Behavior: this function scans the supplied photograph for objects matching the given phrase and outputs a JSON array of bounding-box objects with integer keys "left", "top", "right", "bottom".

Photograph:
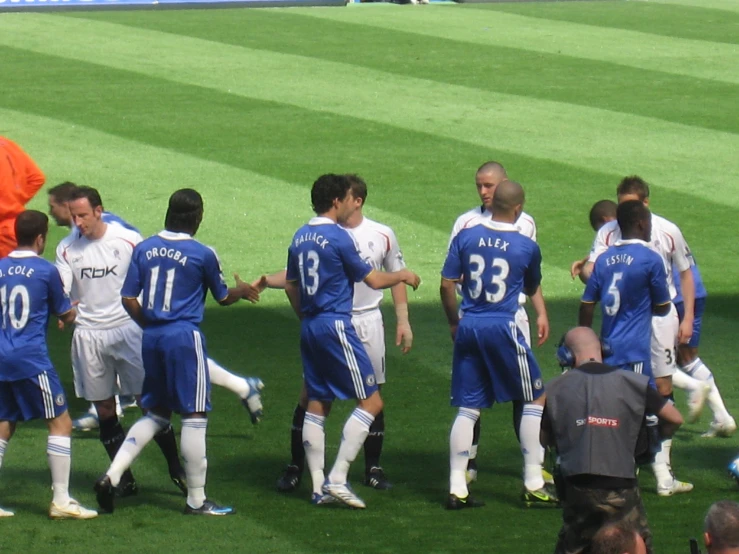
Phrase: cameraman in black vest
[{"left": 542, "top": 327, "right": 683, "bottom": 554}]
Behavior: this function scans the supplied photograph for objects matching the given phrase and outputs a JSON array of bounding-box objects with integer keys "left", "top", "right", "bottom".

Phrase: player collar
[
  {"left": 158, "top": 230, "right": 192, "bottom": 240},
  {"left": 614, "top": 239, "right": 649, "bottom": 247},
  {"left": 481, "top": 220, "right": 518, "bottom": 232},
  {"left": 7, "top": 250, "right": 39, "bottom": 258},
  {"left": 308, "top": 217, "right": 335, "bottom": 226}
]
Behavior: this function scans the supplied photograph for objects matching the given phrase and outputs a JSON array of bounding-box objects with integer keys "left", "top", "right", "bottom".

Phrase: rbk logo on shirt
[{"left": 80, "top": 266, "right": 118, "bottom": 279}]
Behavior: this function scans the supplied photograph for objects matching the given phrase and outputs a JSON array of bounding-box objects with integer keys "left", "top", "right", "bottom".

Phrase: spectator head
[
  {"left": 591, "top": 522, "right": 647, "bottom": 554},
  {"left": 705, "top": 500, "right": 739, "bottom": 553}
]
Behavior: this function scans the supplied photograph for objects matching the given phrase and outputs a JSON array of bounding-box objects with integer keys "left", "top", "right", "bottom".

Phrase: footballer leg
[
  {"left": 0, "top": 419, "right": 15, "bottom": 517},
  {"left": 207, "top": 358, "right": 264, "bottom": 424},
  {"left": 97, "top": 400, "right": 138, "bottom": 499},
  {"left": 277, "top": 390, "right": 308, "bottom": 492}
]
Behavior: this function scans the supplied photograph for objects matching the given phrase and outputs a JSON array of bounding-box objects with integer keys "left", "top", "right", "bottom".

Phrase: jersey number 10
[{"left": 0, "top": 284, "right": 30, "bottom": 330}]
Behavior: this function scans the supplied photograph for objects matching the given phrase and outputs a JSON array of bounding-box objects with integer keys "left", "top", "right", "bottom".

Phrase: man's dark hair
[
  {"left": 165, "top": 189, "right": 204, "bottom": 235},
  {"left": 705, "top": 500, "right": 739, "bottom": 549},
  {"left": 591, "top": 522, "right": 638, "bottom": 554},
  {"left": 616, "top": 176, "right": 650, "bottom": 201},
  {"left": 68, "top": 185, "right": 103, "bottom": 209},
  {"left": 589, "top": 199, "right": 618, "bottom": 232},
  {"left": 48, "top": 181, "right": 78, "bottom": 202},
  {"left": 345, "top": 174, "right": 368, "bottom": 205},
  {"left": 311, "top": 174, "right": 351, "bottom": 215},
  {"left": 617, "top": 200, "right": 650, "bottom": 238},
  {"left": 15, "top": 210, "right": 49, "bottom": 247}
]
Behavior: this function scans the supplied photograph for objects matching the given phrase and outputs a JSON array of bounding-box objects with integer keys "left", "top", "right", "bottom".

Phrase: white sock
[
  {"left": 47, "top": 436, "right": 71, "bottom": 507},
  {"left": 520, "top": 404, "right": 545, "bottom": 491},
  {"left": 207, "top": 359, "right": 249, "bottom": 399},
  {"left": 182, "top": 418, "right": 208, "bottom": 510},
  {"left": 682, "top": 358, "right": 732, "bottom": 424},
  {"left": 327, "top": 408, "right": 374, "bottom": 485},
  {"left": 671, "top": 368, "right": 703, "bottom": 392},
  {"left": 0, "top": 438, "right": 7, "bottom": 471},
  {"left": 449, "top": 408, "right": 479, "bottom": 497},
  {"left": 303, "top": 413, "right": 326, "bottom": 495},
  {"left": 652, "top": 438, "right": 673, "bottom": 488},
  {"left": 107, "top": 414, "right": 168, "bottom": 486},
  {"left": 469, "top": 443, "right": 478, "bottom": 461}
]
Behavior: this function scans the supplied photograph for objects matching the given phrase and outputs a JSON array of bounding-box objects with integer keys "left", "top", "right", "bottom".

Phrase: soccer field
[{"left": 1, "top": 1, "right": 738, "bottom": 552}]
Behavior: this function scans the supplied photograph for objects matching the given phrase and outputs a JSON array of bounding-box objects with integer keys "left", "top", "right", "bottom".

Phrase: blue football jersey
[
  {"left": 442, "top": 220, "right": 542, "bottom": 316},
  {"left": 121, "top": 231, "right": 229, "bottom": 325},
  {"left": 582, "top": 240, "right": 671, "bottom": 366},
  {"left": 0, "top": 251, "right": 72, "bottom": 381},
  {"left": 286, "top": 217, "right": 372, "bottom": 316}
]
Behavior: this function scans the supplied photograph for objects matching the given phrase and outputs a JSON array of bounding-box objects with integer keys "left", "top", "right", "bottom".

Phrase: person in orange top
[{"left": 0, "top": 137, "right": 46, "bottom": 258}]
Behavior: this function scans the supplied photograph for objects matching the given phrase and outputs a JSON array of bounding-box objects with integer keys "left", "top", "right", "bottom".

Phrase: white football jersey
[
  {"left": 344, "top": 217, "right": 405, "bottom": 314},
  {"left": 448, "top": 206, "right": 537, "bottom": 247},
  {"left": 55, "top": 223, "right": 142, "bottom": 330},
  {"left": 588, "top": 213, "right": 691, "bottom": 299}
]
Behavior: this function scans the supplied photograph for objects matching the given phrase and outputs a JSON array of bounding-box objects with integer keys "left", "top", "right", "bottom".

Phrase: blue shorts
[
  {"left": 451, "top": 316, "right": 544, "bottom": 408},
  {"left": 141, "top": 324, "right": 211, "bottom": 415},
  {"left": 613, "top": 361, "right": 656, "bottom": 389},
  {"left": 301, "top": 314, "right": 378, "bottom": 402},
  {"left": 674, "top": 298, "right": 705, "bottom": 348},
  {"left": 0, "top": 370, "right": 68, "bottom": 422}
]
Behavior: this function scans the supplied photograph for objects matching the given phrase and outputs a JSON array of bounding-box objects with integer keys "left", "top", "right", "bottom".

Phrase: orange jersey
[
  {"left": 0, "top": 137, "right": 46, "bottom": 257},
  {"left": 0, "top": 137, "right": 46, "bottom": 221}
]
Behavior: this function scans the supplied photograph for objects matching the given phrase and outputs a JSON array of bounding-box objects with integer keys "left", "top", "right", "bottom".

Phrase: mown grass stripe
[
  {"left": 285, "top": 4, "right": 739, "bottom": 85},
  {"left": 471, "top": 1, "right": 739, "bottom": 45},
  {"left": 62, "top": 9, "right": 739, "bottom": 134},
  {"left": 632, "top": 0, "right": 739, "bottom": 13},
  {"left": 2, "top": 16, "right": 737, "bottom": 209}
]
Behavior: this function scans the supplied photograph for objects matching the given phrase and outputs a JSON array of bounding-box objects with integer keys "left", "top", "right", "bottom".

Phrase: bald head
[
  {"left": 491, "top": 179, "right": 525, "bottom": 221},
  {"left": 475, "top": 161, "right": 508, "bottom": 211},
  {"left": 477, "top": 161, "right": 507, "bottom": 180},
  {"left": 563, "top": 327, "right": 603, "bottom": 366}
]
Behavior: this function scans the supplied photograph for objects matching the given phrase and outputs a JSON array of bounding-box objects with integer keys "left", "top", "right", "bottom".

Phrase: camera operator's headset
[{"left": 555, "top": 335, "right": 612, "bottom": 371}]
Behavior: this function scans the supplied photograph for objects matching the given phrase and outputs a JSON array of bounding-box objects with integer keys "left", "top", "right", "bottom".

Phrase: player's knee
[
  {"left": 94, "top": 399, "right": 117, "bottom": 421},
  {"left": 655, "top": 377, "right": 673, "bottom": 397},
  {"left": 360, "top": 392, "right": 383, "bottom": 416},
  {"left": 48, "top": 411, "right": 73, "bottom": 436}
]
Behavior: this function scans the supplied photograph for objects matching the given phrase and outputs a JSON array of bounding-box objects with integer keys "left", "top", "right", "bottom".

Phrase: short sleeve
[
  {"left": 382, "top": 228, "right": 406, "bottom": 272},
  {"left": 204, "top": 247, "right": 229, "bottom": 302},
  {"left": 340, "top": 230, "right": 372, "bottom": 283},
  {"left": 441, "top": 235, "right": 463, "bottom": 281},
  {"left": 581, "top": 261, "right": 602, "bottom": 303},
  {"left": 669, "top": 227, "right": 691, "bottom": 274},
  {"left": 649, "top": 256, "right": 672, "bottom": 307},
  {"left": 523, "top": 243, "right": 543, "bottom": 292},
  {"left": 121, "top": 247, "right": 144, "bottom": 299},
  {"left": 47, "top": 266, "right": 73, "bottom": 316},
  {"left": 286, "top": 245, "right": 300, "bottom": 283},
  {"left": 54, "top": 241, "right": 73, "bottom": 295},
  {"left": 588, "top": 227, "right": 610, "bottom": 263}
]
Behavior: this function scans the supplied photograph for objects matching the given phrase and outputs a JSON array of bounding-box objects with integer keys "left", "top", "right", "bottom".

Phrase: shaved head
[
  {"left": 563, "top": 327, "right": 603, "bottom": 365},
  {"left": 476, "top": 161, "right": 507, "bottom": 181},
  {"left": 492, "top": 179, "right": 525, "bottom": 214}
]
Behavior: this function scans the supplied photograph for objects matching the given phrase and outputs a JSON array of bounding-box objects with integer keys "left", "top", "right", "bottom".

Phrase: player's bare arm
[
  {"left": 122, "top": 297, "right": 146, "bottom": 328},
  {"left": 251, "top": 270, "right": 287, "bottom": 292},
  {"left": 570, "top": 256, "right": 588, "bottom": 280},
  {"left": 578, "top": 261, "right": 594, "bottom": 284},
  {"left": 528, "top": 286, "right": 550, "bottom": 347},
  {"left": 578, "top": 301, "right": 596, "bottom": 328},
  {"left": 233, "top": 273, "right": 260, "bottom": 303},
  {"left": 390, "top": 283, "right": 412, "bottom": 354},
  {"left": 677, "top": 268, "right": 695, "bottom": 344},
  {"left": 57, "top": 307, "right": 77, "bottom": 326},
  {"left": 439, "top": 278, "right": 460, "bottom": 340},
  {"left": 364, "top": 269, "right": 420, "bottom": 291},
  {"left": 284, "top": 279, "right": 302, "bottom": 320}
]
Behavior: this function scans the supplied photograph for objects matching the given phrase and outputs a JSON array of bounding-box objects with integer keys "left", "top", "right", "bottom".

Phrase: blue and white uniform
[
  {"left": 582, "top": 240, "right": 671, "bottom": 380},
  {"left": 0, "top": 251, "right": 72, "bottom": 421},
  {"left": 442, "top": 220, "right": 544, "bottom": 407},
  {"left": 286, "top": 217, "right": 377, "bottom": 401},
  {"left": 673, "top": 245, "right": 707, "bottom": 348},
  {"left": 122, "top": 231, "right": 228, "bottom": 414}
]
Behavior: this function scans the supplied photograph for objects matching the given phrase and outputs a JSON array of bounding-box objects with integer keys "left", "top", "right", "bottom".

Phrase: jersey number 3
[
  {"left": 468, "top": 255, "right": 509, "bottom": 303},
  {"left": 298, "top": 251, "right": 320, "bottom": 296}
]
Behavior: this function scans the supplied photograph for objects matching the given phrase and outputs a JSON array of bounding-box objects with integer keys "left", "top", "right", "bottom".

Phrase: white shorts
[
  {"left": 71, "top": 321, "right": 145, "bottom": 402},
  {"left": 515, "top": 305, "right": 531, "bottom": 348},
  {"left": 650, "top": 303, "right": 679, "bottom": 378},
  {"left": 352, "top": 309, "right": 386, "bottom": 385}
]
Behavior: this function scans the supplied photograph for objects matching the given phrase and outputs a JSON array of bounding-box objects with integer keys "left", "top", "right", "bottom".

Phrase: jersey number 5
[
  {"left": 468, "top": 255, "right": 509, "bottom": 303},
  {"left": 605, "top": 272, "right": 624, "bottom": 316},
  {"left": 0, "top": 284, "right": 30, "bottom": 330}
]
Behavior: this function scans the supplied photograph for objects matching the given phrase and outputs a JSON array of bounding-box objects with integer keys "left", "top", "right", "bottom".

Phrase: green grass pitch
[{"left": 1, "top": 1, "right": 738, "bottom": 551}]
